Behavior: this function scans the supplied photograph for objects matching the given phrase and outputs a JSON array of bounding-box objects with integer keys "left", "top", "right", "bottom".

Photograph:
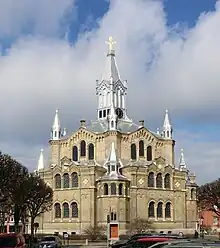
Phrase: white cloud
[
  {"left": 0, "top": 0, "right": 75, "bottom": 37},
  {"left": 0, "top": 0, "right": 219, "bottom": 184}
]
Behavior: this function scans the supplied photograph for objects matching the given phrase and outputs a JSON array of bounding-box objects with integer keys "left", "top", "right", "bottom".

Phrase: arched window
[
  {"left": 119, "top": 183, "right": 123, "bottom": 195},
  {"left": 156, "top": 173, "right": 163, "bottom": 188},
  {"left": 147, "top": 146, "right": 152, "bottom": 161},
  {"left": 157, "top": 202, "right": 163, "bottom": 218},
  {"left": 88, "top": 143, "right": 94, "bottom": 160},
  {"left": 164, "top": 174, "right": 171, "bottom": 189},
  {"left": 104, "top": 184, "right": 108, "bottom": 195},
  {"left": 63, "top": 173, "right": 69, "bottom": 188},
  {"left": 54, "top": 203, "right": 61, "bottom": 218},
  {"left": 111, "top": 183, "right": 116, "bottom": 195},
  {"left": 63, "top": 203, "right": 69, "bottom": 218},
  {"left": 131, "top": 144, "right": 137, "bottom": 160},
  {"left": 165, "top": 202, "right": 171, "bottom": 218},
  {"left": 71, "top": 202, "right": 78, "bottom": 218},
  {"left": 71, "top": 172, "right": 78, "bottom": 188},
  {"left": 148, "top": 172, "right": 154, "bottom": 187},
  {"left": 55, "top": 174, "right": 61, "bottom": 189},
  {"left": 191, "top": 188, "right": 196, "bottom": 199},
  {"left": 139, "top": 140, "right": 144, "bottom": 157},
  {"left": 80, "top": 140, "right": 86, "bottom": 157},
  {"left": 148, "top": 201, "right": 155, "bottom": 218},
  {"left": 125, "top": 186, "right": 128, "bottom": 196},
  {"left": 72, "top": 146, "right": 78, "bottom": 162}
]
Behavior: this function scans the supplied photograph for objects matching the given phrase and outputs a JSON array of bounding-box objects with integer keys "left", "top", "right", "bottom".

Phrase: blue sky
[{"left": 0, "top": 0, "right": 219, "bottom": 184}]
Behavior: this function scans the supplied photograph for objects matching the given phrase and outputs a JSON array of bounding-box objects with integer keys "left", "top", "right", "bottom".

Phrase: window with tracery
[
  {"left": 164, "top": 173, "right": 171, "bottom": 189},
  {"left": 72, "top": 146, "right": 78, "bottom": 162},
  {"left": 148, "top": 201, "right": 155, "bottom": 218},
  {"left": 156, "top": 173, "right": 163, "bottom": 188},
  {"left": 71, "top": 172, "right": 78, "bottom": 188},
  {"left": 111, "top": 183, "right": 116, "bottom": 195},
  {"left": 80, "top": 140, "right": 86, "bottom": 157},
  {"left": 147, "top": 146, "right": 152, "bottom": 161},
  {"left": 157, "top": 202, "right": 163, "bottom": 218},
  {"left": 104, "top": 184, "right": 108, "bottom": 195},
  {"left": 55, "top": 174, "right": 61, "bottom": 189},
  {"left": 131, "top": 144, "right": 137, "bottom": 160},
  {"left": 71, "top": 202, "right": 78, "bottom": 218},
  {"left": 165, "top": 202, "right": 171, "bottom": 218},
  {"left": 88, "top": 143, "right": 94, "bottom": 160},
  {"left": 63, "top": 203, "right": 69, "bottom": 218},
  {"left": 148, "top": 172, "right": 154, "bottom": 187},
  {"left": 63, "top": 173, "right": 69, "bottom": 188},
  {"left": 139, "top": 140, "right": 144, "bottom": 157},
  {"left": 119, "top": 183, "right": 123, "bottom": 195},
  {"left": 54, "top": 203, "right": 61, "bottom": 218}
]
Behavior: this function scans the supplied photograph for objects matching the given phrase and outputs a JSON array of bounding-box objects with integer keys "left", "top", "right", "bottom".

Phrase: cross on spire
[{"left": 106, "top": 36, "right": 116, "bottom": 51}]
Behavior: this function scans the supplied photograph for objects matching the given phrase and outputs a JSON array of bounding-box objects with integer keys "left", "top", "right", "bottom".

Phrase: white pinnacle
[
  {"left": 179, "top": 148, "right": 187, "bottom": 169},
  {"left": 37, "top": 148, "right": 44, "bottom": 171}
]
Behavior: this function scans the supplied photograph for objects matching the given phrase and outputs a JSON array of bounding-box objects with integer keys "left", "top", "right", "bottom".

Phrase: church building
[{"left": 36, "top": 37, "right": 198, "bottom": 235}]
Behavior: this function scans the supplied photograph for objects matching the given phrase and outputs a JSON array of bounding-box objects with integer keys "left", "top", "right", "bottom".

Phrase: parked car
[
  {"left": 0, "top": 233, "right": 26, "bottom": 248},
  {"left": 38, "top": 236, "right": 62, "bottom": 248}
]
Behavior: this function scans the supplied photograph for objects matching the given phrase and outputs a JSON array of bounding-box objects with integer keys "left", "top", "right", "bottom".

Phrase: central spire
[{"left": 96, "top": 37, "right": 128, "bottom": 122}]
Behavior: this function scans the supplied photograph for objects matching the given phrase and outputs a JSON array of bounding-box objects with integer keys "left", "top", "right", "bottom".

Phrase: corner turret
[{"left": 162, "top": 109, "right": 172, "bottom": 139}]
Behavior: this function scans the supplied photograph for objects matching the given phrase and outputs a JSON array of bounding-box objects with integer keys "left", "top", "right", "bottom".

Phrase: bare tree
[
  {"left": 84, "top": 225, "right": 106, "bottom": 240},
  {"left": 126, "top": 218, "right": 154, "bottom": 235}
]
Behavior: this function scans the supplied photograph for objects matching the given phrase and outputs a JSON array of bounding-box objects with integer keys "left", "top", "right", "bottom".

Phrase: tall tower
[
  {"left": 51, "top": 109, "right": 61, "bottom": 140},
  {"left": 162, "top": 109, "right": 172, "bottom": 139},
  {"left": 96, "top": 36, "right": 128, "bottom": 121}
]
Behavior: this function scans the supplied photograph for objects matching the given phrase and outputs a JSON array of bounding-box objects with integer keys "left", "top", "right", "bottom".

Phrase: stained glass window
[
  {"left": 139, "top": 140, "right": 144, "bottom": 157},
  {"left": 157, "top": 202, "right": 163, "bottom": 218},
  {"left": 165, "top": 202, "right": 171, "bottom": 218},
  {"left": 148, "top": 201, "right": 155, "bottom": 218},
  {"left": 71, "top": 172, "right": 78, "bottom": 188},
  {"left": 88, "top": 143, "right": 94, "bottom": 160},
  {"left": 72, "top": 146, "right": 78, "bottom": 162},
  {"left": 55, "top": 174, "right": 61, "bottom": 189},
  {"left": 156, "top": 173, "right": 163, "bottom": 188},
  {"left": 80, "top": 140, "right": 86, "bottom": 157},
  {"left": 63, "top": 173, "right": 69, "bottom": 188},
  {"left": 54, "top": 203, "right": 61, "bottom": 218},
  {"left": 131, "top": 144, "right": 137, "bottom": 160},
  {"left": 63, "top": 203, "right": 69, "bottom": 218},
  {"left": 147, "top": 146, "right": 152, "bottom": 161},
  {"left": 148, "top": 172, "right": 154, "bottom": 187},
  {"left": 164, "top": 173, "right": 171, "bottom": 189},
  {"left": 71, "top": 202, "right": 78, "bottom": 218}
]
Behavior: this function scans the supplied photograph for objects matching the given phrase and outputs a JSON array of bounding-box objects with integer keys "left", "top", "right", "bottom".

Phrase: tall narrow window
[
  {"left": 165, "top": 202, "right": 171, "bottom": 218},
  {"left": 156, "top": 173, "right": 163, "bottom": 188},
  {"left": 80, "top": 140, "right": 86, "bottom": 157},
  {"left": 63, "top": 203, "right": 69, "bottom": 218},
  {"left": 71, "top": 172, "right": 78, "bottom": 188},
  {"left": 119, "top": 183, "right": 123, "bottom": 195},
  {"left": 111, "top": 183, "right": 116, "bottom": 195},
  {"left": 139, "top": 140, "right": 144, "bottom": 157},
  {"left": 71, "top": 202, "right": 78, "bottom": 218},
  {"left": 191, "top": 189, "right": 196, "bottom": 199},
  {"left": 147, "top": 146, "right": 152, "bottom": 161},
  {"left": 148, "top": 201, "right": 155, "bottom": 218},
  {"left": 88, "top": 143, "right": 94, "bottom": 160},
  {"left": 55, "top": 174, "right": 61, "bottom": 189},
  {"left": 164, "top": 174, "right": 171, "bottom": 189},
  {"left": 63, "top": 173, "right": 69, "bottom": 188},
  {"left": 131, "top": 144, "right": 137, "bottom": 160},
  {"left": 148, "top": 172, "right": 154, "bottom": 187},
  {"left": 104, "top": 184, "right": 108, "bottom": 195},
  {"left": 72, "top": 146, "right": 78, "bottom": 162},
  {"left": 54, "top": 203, "right": 61, "bottom": 218},
  {"left": 125, "top": 186, "right": 128, "bottom": 196},
  {"left": 157, "top": 202, "right": 163, "bottom": 218}
]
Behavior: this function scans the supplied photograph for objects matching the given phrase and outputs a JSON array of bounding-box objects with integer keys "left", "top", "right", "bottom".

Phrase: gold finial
[{"left": 105, "top": 36, "right": 116, "bottom": 51}]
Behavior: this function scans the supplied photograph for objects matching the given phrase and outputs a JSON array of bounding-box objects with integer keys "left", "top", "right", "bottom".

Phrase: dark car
[
  {"left": 121, "top": 237, "right": 175, "bottom": 248},
  {"left": 0, "top": 233, "right": 26, "bottom": 248},
  {"left": 38, "top": 236, "right": 62, "bottom": 248}
]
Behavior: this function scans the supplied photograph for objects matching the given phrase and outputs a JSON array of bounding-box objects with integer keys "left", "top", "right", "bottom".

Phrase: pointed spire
[
  {"left": 37, "top": 148, "right": 44, "bottom": 171},
  {"left": 109, "top": 142, "right": 117, "bottom": 163},
  {"left": 51, "top": 109, "right": 61, "bottom": 140},
  {"left": 108, "top": 88, "right": 118, "bottom": 130},
  {"left": 162, "top": 109, "right": 172, "bottom": 139},
  {"left": 179, "top": 148, "right": 187, "bottom": 170}
]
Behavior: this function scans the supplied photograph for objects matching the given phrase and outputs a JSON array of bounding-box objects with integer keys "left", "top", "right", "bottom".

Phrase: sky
[{"left": 0, "top": 0, "right": 219, "bottom": 185}]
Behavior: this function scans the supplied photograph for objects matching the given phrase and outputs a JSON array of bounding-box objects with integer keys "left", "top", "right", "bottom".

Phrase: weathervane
[{"left": 106, "top": 36, "right": 116, "bottom": 51}]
